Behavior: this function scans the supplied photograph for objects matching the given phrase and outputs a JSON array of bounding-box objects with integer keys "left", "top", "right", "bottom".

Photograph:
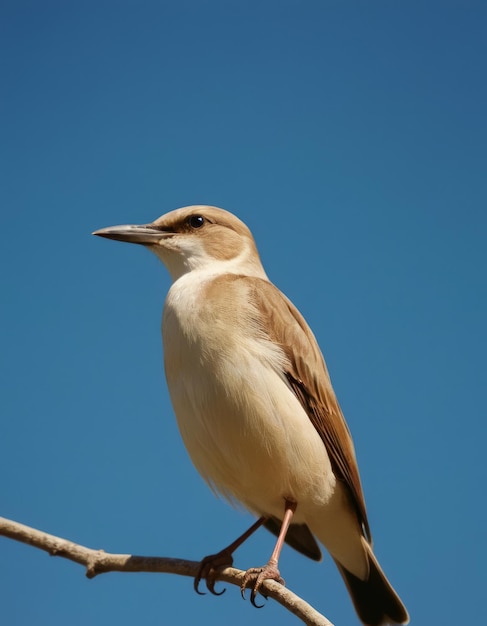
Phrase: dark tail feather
[{"left": 334, "top": 539, "right": 409, "bottom": 625}]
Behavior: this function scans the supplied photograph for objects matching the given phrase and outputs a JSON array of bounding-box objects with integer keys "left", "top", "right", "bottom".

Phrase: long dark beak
[{"left": 92, "top": 224, "right": 167, "bottom": 245}]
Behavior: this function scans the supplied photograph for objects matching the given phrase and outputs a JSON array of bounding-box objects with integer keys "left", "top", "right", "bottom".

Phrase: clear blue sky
[{"left": 1, "top": 2, "right": 485, "bottom": 625}]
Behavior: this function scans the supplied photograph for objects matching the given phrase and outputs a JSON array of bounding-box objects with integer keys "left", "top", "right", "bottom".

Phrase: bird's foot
[
  {"left": 240, "top": 561, "right": 285, "bottom": 608},
  {"left": 194, "top": 549, "right": 234, "bottom": 596}
]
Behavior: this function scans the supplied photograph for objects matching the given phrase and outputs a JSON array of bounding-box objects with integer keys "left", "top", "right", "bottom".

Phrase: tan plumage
[{"left": 94, "top": 205, "right": 409, "bottom": 625}]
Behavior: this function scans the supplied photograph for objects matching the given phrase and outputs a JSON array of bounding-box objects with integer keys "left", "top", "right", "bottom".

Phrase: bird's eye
[{"left": 188, "top": 215, "right": 205, "bottom": 229}]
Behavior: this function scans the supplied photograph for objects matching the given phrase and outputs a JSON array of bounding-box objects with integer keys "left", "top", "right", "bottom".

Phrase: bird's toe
[
  {"left": 194, "top": 549, "right": 234, "bottom": 596},
  {"left": 241, "top": 563, "right": 285, "bottom": 607}
]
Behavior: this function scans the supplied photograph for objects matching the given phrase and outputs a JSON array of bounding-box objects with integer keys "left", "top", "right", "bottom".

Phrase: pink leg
[
  {"left": 241, "top": 499, "right": 297, "bottom": 607},
  {"left": 195, "top": 516, "right": 267, "bottom": 595}
]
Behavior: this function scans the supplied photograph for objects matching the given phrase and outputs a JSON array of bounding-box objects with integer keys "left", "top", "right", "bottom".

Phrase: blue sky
[{"left": 1, "top": 2, "right": 485, "bottom": 625}]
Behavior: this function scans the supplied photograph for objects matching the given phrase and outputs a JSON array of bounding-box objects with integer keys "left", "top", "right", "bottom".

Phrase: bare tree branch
[{"left": 0, "top": 516, "right": 334, "bottom": 626}]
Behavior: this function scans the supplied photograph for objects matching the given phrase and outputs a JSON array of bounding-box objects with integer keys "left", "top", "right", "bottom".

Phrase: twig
[{"left": 0, "top": 516, "right": 334, "bottom": 626}]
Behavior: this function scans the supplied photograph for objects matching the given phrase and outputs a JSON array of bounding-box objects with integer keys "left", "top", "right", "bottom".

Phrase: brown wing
[{"left": 247, "top": 277, "right": 372, "bottom": 544}]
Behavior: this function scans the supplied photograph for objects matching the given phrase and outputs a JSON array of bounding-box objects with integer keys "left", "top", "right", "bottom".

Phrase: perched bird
[{"left": 93, "top": 206, "right": 409, "bottom": 625}]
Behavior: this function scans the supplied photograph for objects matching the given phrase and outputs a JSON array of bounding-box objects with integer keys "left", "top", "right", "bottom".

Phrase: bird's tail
[{"left": 333, "top": 537, "right": 409, "bottom": 626}]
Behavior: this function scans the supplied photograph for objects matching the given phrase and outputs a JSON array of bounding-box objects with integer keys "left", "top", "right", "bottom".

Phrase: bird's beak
[{"left": 92, "top": 224, "right": 167, "bottom": 245}]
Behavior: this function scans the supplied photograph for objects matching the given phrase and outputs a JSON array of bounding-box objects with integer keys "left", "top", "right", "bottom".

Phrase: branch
[{"left": 0, "top": 516, "right": 334, "bottom": 626}]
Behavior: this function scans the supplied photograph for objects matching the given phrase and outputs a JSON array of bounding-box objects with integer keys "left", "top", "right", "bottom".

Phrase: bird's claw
[
  {"left": 194, "top": 549, "right": 234, "bottom": 596},
  {"left": 240, "top": 563, "right": 285, "bottom": 608}
]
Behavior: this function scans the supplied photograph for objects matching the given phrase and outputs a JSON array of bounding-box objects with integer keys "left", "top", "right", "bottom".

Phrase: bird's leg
[
  {"left": 194, "top": 516, "right": 267, "bottom": 595},
  {"left": 241, "top": 499, "right": 297, "bottom": 607}
]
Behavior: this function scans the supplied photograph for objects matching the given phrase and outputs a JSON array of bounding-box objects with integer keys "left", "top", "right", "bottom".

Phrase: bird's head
[{"left": 93, "top": 205, "right": 267, "bottom": 282}]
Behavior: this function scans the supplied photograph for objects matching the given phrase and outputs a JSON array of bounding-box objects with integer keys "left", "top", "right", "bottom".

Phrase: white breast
[{"left": 161, "top": 270, "right": 336, "bottom": 522}]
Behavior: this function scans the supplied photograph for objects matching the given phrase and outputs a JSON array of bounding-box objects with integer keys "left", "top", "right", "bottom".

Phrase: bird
[{"left": 93, "top": 205, "right": 409, "bottom": 625}]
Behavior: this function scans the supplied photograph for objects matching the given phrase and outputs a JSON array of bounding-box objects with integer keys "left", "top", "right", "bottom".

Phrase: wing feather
[{"left": 246, "top": 277, "right": 372, "bottom": 544}]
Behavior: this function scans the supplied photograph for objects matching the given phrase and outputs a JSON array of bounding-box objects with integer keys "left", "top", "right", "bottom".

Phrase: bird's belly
[{"left": 165, "top": 351, "right": 336, "bottom": 522}]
